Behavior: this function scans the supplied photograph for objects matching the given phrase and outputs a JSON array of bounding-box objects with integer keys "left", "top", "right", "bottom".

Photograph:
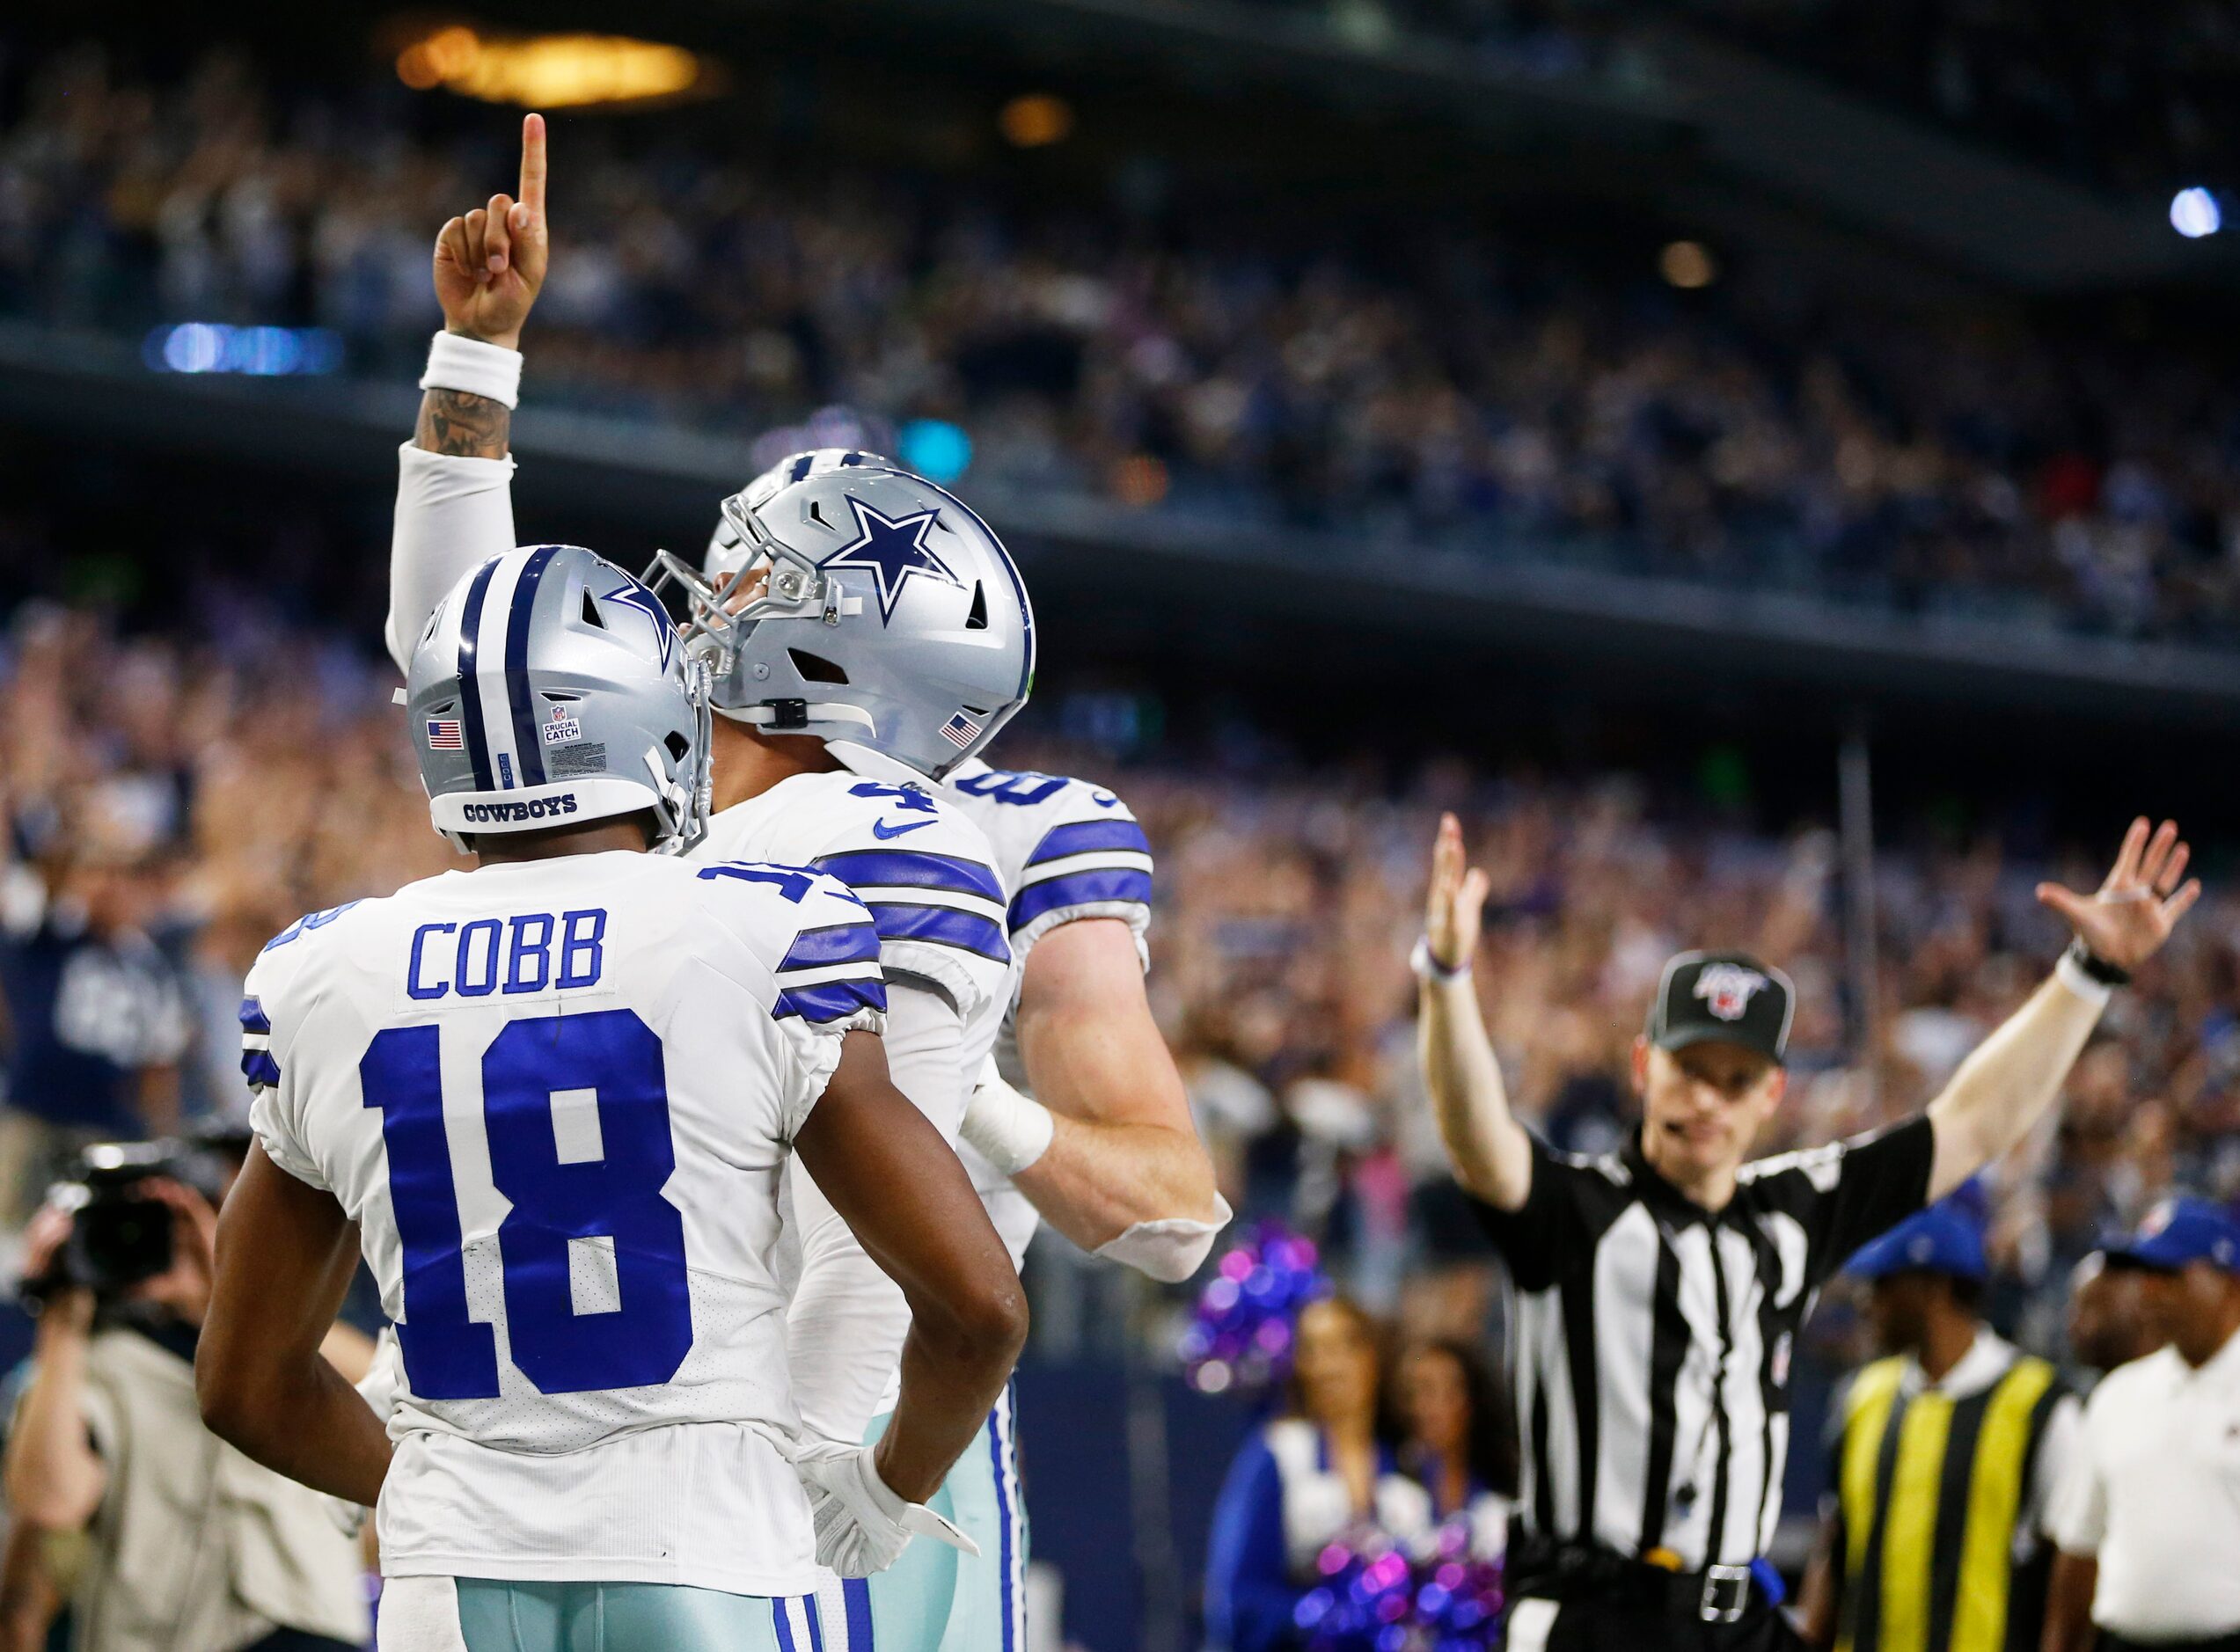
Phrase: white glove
[{"left": 795, "top": 1444, "right": 980, "bottom": 1577}]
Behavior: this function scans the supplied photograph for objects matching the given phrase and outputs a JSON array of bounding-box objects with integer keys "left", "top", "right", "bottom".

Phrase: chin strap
[{"left": 715, "top": 701, "right": 878, "bottom": 734}]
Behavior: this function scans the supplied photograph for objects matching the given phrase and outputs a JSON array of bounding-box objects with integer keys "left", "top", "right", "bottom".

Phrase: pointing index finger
[{"left": 519, "top": 112, "right": 547, "bottom": 218}]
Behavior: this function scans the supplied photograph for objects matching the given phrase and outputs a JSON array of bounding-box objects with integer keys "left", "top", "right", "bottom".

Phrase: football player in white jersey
[
  {"left": 384, "top": 121, "right": 1030, "bottom": 1652},
  {"left": 196, "top": 545, "right": 1027, "bottom": 1652},
  {"left": 386, "top": 117, "right": 1231, "bottom": 1650},
  {"left": 719, "top": 471, "right": 1233, "bottom": 1652}
]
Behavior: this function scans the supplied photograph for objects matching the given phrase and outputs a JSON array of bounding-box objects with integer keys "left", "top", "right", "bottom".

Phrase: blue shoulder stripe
[
  {"left": 1009, "top": 866, "right": 1153, "bottom": 932},
  {"left": 1027, "top": 818, "right": 1150, "bottom": 866},
  {"left": 773, "top": 976, "right": 889, "bottom": 1025},
  {"left": 866, "top": 902, "right": 1010, "bottom": 964},
  {"left": 778, "top": 921, "right": 882, "bottom": 973},
  {"left": 241, "top": 1049, "right": 281, "bottom": 1087},
  {"left": 261, "top": 900, "right": 364, "bottom": 953},
  {"left": 238, "top": 996, "right": 271, "bottom": 1035},
  {"left": 812, "top": 850, "right": 1004, "bottom": 904}
]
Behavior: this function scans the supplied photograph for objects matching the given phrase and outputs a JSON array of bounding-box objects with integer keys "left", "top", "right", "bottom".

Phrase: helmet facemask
[{"left": 645, "top": 490, "right": 850, "bottom": 713}]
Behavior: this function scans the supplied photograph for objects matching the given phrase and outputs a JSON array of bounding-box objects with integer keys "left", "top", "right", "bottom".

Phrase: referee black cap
[{"left": 1645, "top": 949, "right": 1795, "bottom": 1065}]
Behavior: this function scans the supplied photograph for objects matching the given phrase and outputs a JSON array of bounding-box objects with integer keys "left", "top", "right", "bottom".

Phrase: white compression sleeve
[
  {"left": 784, "top": 976, "right": 968, "bottom": 1446},
  {"left": 386, "top": 442, "right": 519, "bottom": 673},
  {"left": 1092, "top": 1195, "right": 1234, "bottom": 1283}
]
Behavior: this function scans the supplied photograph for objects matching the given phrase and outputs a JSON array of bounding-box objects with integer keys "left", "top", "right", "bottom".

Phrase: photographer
[{"left": 4, "top": 1133, "right": 371, "bottom": 1652}]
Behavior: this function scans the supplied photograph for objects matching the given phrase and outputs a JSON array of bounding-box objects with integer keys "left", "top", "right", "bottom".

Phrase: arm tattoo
[{"left": 414, "top": 389, "right": 510, "bottom": 459}]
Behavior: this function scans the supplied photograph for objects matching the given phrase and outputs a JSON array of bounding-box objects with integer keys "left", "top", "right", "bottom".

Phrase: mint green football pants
[
  {"left": 816, "top": 1385, "right": 1026, "bottom": 1652},
  {"left": 382, "top": 1577, "right": 824, "bottom": 1651}
]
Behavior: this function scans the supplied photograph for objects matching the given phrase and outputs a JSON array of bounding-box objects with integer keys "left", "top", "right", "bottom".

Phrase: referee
[{"left": 1414, "top": 815, "right": 2199, "bottom": 1652}]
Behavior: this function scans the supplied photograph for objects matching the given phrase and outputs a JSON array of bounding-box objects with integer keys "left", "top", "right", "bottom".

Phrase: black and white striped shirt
[{"left": 1473, "top": 1116, "right": 1936, "bottom": 1573}]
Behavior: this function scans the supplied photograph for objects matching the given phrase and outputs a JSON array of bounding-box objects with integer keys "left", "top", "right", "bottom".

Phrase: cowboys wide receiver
[
  {"left": 196, "top": 545, "right": 1026, "bottom": 1652},
  {"left": 387, "top": 118, "right": 1029, "bottom": 1652}
]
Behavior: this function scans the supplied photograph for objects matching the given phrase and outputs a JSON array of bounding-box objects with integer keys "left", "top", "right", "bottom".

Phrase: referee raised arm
[{"left": 1413, "top": 815, "right": 2199, "bottom": 1652}]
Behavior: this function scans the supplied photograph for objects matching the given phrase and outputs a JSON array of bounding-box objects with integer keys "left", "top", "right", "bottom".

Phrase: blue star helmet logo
[
  {"left": 820, "top": 497, "right": 961, "bottom": 625},
  {"left": 600, "top": 579, "right": 677, "bottom": 670}
]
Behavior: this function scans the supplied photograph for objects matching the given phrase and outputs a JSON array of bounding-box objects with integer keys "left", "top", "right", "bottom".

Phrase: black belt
[
  {"left": 2100, "top": 1634, "right": 2240, "bottom": 1652},
  {"left": 1509, "top": 1538, "right": 1758, "bottom": 1625}
]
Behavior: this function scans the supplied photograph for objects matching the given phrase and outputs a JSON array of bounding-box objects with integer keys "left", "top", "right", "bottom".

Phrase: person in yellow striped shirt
[{"left": 1797, "top": 1201, "right": 2080, "bottom": 1652}]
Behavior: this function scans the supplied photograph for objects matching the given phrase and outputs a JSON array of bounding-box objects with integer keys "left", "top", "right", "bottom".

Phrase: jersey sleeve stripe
[
  {"left": 773, "top": 977, "right": 889, "bottom": 1024},
  {"left": 777, "top": 921, "right": 882, "bottom": 973},
  {"left": 1015, "top": 849, "right": 1154, "bottom": 887},
  {"left": 1027, "top": 819, "right": 1151, "bottom": 864},
  {"left": 864, "top": 902, "right": 1012, "bottom": 963},
  {"left": 811, "top": 850, "right": 1006, "bottom": 903},
  {"left": 238, "top": 996, "right": 271, "bottom": 1035},
  {"left": 242, "top": 1049, "right": 281, "bottom": 1088},
  {"left": 1008, "top": 866, "right": 1153, "bottom": 932}
]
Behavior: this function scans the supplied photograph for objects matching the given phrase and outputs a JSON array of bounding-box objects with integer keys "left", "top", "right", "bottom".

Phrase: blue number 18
[{"left": 360, "top": 1008, "right": 693, "bottom": 1400}]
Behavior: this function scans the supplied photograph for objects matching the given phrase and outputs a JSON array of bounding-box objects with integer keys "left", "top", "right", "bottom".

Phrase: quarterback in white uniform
[
  {"left": 384, "top": 117, "right": 1226, "bottom": 1650},
  {"left": 197, "top": 545, "right": 1026, "bottom": 1652}
]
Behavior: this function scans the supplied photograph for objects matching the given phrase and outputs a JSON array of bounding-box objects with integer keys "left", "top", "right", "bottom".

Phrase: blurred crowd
[
  {"left": 0, "top": 602, "right": 450, "bottom": 1235},
  {"left": 5, "top": 590, "right": 2235, "bottom": 1379},
  {"left": 7, "top": 40, "right": 2240, "bottom": 640},
  {"left": 1671, "top": 0, "right": 2240, "bottom": 196}
]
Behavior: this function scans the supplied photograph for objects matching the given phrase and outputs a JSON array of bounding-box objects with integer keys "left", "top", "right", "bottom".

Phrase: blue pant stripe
[
  {"left": 805, "top": 1594, "right": 824, "bottom": 1652},
  {"left": 991, "top": 1390, "right": 1017, "bottom": 1652},
  {"left": 842, "top": 1579, "right": 874, "bottom": 1650},
  {"left": 772, "top": 1598, "right": 797, "bottom": 1652}
]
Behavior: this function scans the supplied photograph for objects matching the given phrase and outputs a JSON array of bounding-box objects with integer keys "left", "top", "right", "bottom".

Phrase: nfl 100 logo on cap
[
  {"left": 1648, "top": 949, "right": 1797, "bottom": 1064},
  {"left": 1695, "top": 963, "right": 1770, "bottom": 1021}
]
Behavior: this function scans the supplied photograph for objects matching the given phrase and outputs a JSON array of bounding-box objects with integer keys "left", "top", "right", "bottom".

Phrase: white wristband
[
  {"left": 2054, "top": 950, "right": 2115, "bottom": 1009},
  {"left": 961, "top": 1065, "right": 1055, "bottom": 1177},
  {"left": 421, "top": 330, "right": 523, "bottom": 409},
  {"left": 1409, "top": 936, "right": 1471, "bottom": 983}
]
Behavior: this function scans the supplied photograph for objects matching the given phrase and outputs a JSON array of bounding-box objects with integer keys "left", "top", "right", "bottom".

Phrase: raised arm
[
  {"left": 793, "top": 1032, "right": 1028, "bottom": 1506},
  {"left": 1417, "top": 813, "right": 1534, "bottom": 1210},
  {"left": 385, "top": 112, "right": 548, "bottom": 669},
  {"left": 993, "top": 917, "right": 1226, "bottom": 1279},
  {"left": 1925, "top": 817, "right": 2198, "bottom": 1201},
  {"left": 195, "top": 1147, "right": 391, "bottom": 1508}
]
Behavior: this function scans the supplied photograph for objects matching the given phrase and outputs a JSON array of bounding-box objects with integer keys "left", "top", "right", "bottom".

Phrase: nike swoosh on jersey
[{"left": 871, "top": 817, "right": 937, "bottom": 839}]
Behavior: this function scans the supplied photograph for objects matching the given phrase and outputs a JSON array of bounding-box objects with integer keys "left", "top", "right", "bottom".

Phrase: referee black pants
[{"left": 1507, "top": 1593, "right": 1809, "bottom": 1652}]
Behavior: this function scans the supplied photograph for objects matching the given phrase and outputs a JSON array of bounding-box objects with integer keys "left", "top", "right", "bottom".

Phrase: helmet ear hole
[
  {"left": 582, "top": 589, "right": 607, "bottom": 629},
  {"left": 965, "top": 583, "right": 988, "bottom": 631},
  {"left": 789, "top": 649, "right": 850, "bottom": 685},
  {"left": 664, "top": 731, "right": 691, "bottom": 764}
]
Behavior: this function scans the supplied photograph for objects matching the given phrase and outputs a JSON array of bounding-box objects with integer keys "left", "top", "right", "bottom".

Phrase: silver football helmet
[
  {"left": 406, "top": 545, "right": 711, "bottom": 852},
  {"left": 646, "top": 455, "right": 1034, "bottom": 782}
]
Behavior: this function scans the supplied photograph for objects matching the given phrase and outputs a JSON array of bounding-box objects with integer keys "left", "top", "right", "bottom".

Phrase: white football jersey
[
  {"left": 242, "top": 850, "right": 883, "bottom": 1595},
  {"left": 693, "top": 770, "right": 1013, "bottom": 1092},
  {"left": 941, "top": 760, "right": 1154, "bottom": 1266},
  {"left": 693, "top": 769, "right": 1014, "bottom": 1442}
]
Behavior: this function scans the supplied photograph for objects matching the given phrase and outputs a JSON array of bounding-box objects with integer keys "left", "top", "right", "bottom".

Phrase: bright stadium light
[
  {"left": 1659, "top": 239, "right": 1718, "bottom": 289},
  {"left": 999, "top": 94, "right": 1073, "bottom": 149},
  {"left": 395, "top": 27, "right": 714, "bottom": 110},
  {"left": 142, "top": 325, "right": 345, "bottom": 376},
  {"left": 2170, "top": 186, "right": 2222, "bottom": 238},
  {"left": 898, "top": 419, "right": 973, "bottom": 485}
]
